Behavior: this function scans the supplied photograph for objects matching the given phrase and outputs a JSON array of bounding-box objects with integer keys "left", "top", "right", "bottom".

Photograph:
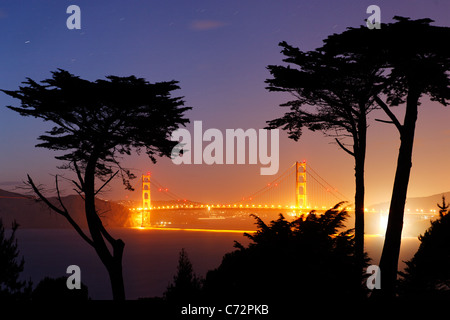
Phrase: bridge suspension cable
[
  {"left": 150, "top": 177, "right": 189, "bottom": 203},
  {"left": 237, "top": 161, "right": 349, "bottom": 209},
  {"left": 141, "top": 161, "right": 349, "bottom": 210}
]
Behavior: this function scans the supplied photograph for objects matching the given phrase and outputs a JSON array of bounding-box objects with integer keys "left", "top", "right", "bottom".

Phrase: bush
[
  {"left": 203, "top": 204, "right": 368, "bottom": 303},
  {"left": 32, "top": 276, "right": 89, "bottom": 301},
  {"left": 399, "top": 196, "right": 450, "bottom": 299},
  {"left": 0, "top": 219, "right": 32, "bottom": 300}
]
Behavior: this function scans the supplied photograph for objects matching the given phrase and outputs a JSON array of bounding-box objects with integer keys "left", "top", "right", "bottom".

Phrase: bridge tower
[
  {"left": 142, "top": 173, "right": 151, "bottom": 209},
  {"left": 296, "top": 161, "right": 307, "bottom": 208},
  {"left": 142, "top": 173, "right": 151, "bottom": 226}
]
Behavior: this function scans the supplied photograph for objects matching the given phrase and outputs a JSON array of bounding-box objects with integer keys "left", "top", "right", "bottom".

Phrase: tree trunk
[
  {"left": 354, "top": 113, "right": 366, "bottom": 296},
  {"left": 107, "top": 242, "right": 126, "bottom": 300},
  {"left": 84, "top": 158, "right": 126, "bottom": 300},
  {"left": 378, "top": 89, "right": 420, "bottom": 298},
  {"left": 354, "top": 150, "right": 365, "bottom": 292}
]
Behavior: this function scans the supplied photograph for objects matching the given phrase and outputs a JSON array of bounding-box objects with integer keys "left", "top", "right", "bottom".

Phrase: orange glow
[
  {"left": 130, "top": 226, "right": 256, "bottom": 234},
  {"left": 131, "top": 211, "right": 142, "bottom": 227}
]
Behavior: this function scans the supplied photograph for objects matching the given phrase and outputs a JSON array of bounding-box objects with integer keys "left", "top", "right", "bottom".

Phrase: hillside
[
  {"left": 0, "top": 189, "right": 134, "bottom": 229},
  {"left": 369, "top": 191, "right": 450, "bottom": 212}
]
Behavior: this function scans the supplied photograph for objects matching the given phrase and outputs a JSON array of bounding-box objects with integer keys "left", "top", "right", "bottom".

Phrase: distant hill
[
  {"left": 369, "top": 191, "right": 450, "bottom": 212},
  {"left": 0, "top": 189, "right": 135, "bottom": 229}
]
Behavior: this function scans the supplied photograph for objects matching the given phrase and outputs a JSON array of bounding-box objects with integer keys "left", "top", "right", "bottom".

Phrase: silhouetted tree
[
  {"left": 203, "top": 204, "right": 369, "bottom": 302},
  {"left": 164, "top": 248, "right": 202, "bottom": 304},
  {"left": 32, "top": 276, "right": 89, "bottom": 301},
  {"left": 322, "top": 17, "right": 450, "bottom": 297},
  {"left": 0, "top": 219, "right": 32, "bottom": 300},
  {"left": 2, "top": 69, "right": 191, "bottom": 300},
  {"left": 399, "top": 196, "right": 450, "bottom": 299},
  {"left": 437, "top": 195, "right": 449, "bottom": 217},
  {"left": 265, "top": 41, "right": 383, "bottom": 289}
]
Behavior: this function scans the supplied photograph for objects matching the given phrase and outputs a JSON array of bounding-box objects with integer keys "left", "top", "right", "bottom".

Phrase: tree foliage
[
  {"left": 266, "top": 41, "right": 382, "bottom": 147},
  {"left": 0, "top": 219, "right": 32, "bottom": 300},
  {"left": 203, "top": 204, "right": 369, "bottom": 302},
  {"left": 322, "top": 17, "right": 450, "bottom": 111},
  {"left": 399, "top": 197, "right": 450, "bottom": 299},
  {"left": 164, "top": 248, "right": 202, "bottom": 303},
  {"left": 32, "top": 276, "right": 89, "bottom": 301},
  {"left": 2, "top": 69, "right": 190, "bottom": 190},
  {"left": 437, "top": 195, "right": 449, "bottom": 218}
]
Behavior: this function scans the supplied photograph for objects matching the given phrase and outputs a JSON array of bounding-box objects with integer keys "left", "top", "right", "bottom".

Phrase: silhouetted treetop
[
  {"left": 2, "top": 69, "right": 191, "bottom": 189},
  {"left": 438, "top": 195, "right": 449, "bottom": 218},
  {"left": 265, "top": 41, "right": 383, "bottom": 141},
  {"left": 164, "top": 248, "right": 202, "bottom": 303},
  {"left": 321, "top": 16, "right": 450, "bottom": 107},
  {"left": 0, "top": 219, "right": 32, "bottom": 300}
]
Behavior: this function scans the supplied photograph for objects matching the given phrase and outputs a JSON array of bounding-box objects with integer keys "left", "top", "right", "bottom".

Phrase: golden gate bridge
[
  {"left": 136, "top": 161, "right": 351, "bottom": 223},
  {"left": 0, "top": 160, "right": 438, "bottom": 234},
  {"left": 132, "top": 161, "right": 438, "bottom": 234}
]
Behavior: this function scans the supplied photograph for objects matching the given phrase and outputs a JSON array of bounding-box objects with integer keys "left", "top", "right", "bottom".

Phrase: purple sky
[{"left": 1, "top": 0, "right": 449, "bottom": 206}]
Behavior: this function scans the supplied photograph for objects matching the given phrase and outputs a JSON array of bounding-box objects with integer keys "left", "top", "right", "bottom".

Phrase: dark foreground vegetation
[{"left": 2, "top": 198, "right": 450, "bottom": 318}]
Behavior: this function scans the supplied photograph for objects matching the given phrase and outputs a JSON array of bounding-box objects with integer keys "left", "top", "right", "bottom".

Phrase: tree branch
[
  {"left": 55, "top": 175, "right": 69, "bottom": 214},
  {"left": 95, "top": 170, "right": 119, "bottom": 196},
  {"left": 98, "top": 218, "right": 120, "bottom": 247},
  {"left": 71, "top": 179, "right": 84, "bottom": 193},
  {"left": 73, "top": 160, "right": 85, "bottom": 191},
  {"left": 374, "top": 96, "right": 402, "bottom": 133},
  {"left": 73, "top": 188, "right": 85, "bottom": 201},
  {"left": 335, "top": 138, "right": 355, "bottom": 157},
  {"left": 27, "top": 174, "right": 94, "bottom": 247},
  {"left": 375, "top": 119, "right": 395, "bottom": 124}
]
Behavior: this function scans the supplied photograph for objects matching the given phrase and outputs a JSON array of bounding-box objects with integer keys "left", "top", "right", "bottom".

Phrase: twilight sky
[{"left": 0, "top": 0, "right": 449, "bottom": 206}]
